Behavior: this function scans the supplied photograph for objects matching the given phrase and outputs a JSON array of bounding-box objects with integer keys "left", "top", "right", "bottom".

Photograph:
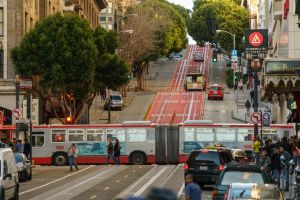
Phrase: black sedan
[{"left": 14, "top": 153, "right": 32, "bottom": 182}]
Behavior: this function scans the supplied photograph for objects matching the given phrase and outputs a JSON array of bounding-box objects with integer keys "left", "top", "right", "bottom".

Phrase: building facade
[{"left": 99, "top": 0, "right": 116, "bottom": 30}]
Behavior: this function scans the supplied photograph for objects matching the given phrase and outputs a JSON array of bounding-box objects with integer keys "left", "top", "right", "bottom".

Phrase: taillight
[
  {"left": 212, "top": 188, "right": 218, "bottom": 199},
  {"left": 184, "top": 163, "right": 189, "bottom": 171},
  {"left": 218, "top": 165, "right": 224, "bottom": 171}
]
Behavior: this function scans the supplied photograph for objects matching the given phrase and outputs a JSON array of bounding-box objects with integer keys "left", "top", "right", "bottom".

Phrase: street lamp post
[
  {"left": 216, "top": 30, "right": 236, "bottom": 88},
  {"left": 15, "top": 75, "right": 20, "bottom": 139}
]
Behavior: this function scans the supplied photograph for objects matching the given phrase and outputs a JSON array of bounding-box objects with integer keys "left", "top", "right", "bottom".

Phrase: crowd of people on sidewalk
[
  {"left": 252, "top": 135, "right": 300, "bottom": 192},
  {"left": 1, "top": 137, "right": 32, "bottom": 159}
]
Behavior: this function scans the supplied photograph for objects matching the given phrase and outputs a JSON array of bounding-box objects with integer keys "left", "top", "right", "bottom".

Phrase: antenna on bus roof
[
  {"left": 184, "top": 120, "right": 213, "bottom": 124},
  {"left": 122, "top": 121, "right": 152, "bottom": 125}
]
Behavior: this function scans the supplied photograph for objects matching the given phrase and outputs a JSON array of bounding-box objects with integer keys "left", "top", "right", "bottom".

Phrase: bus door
[{"left": 155, "top": 125, "right": 166, "bottom": 164}]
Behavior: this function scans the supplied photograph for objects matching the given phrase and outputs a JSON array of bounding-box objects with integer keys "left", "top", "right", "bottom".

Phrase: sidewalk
[{"left": 231, "top": 85, "right": 270, "bottom": 123}]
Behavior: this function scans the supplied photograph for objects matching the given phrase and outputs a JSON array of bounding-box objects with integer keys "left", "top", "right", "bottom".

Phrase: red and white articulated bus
[{"left": 31, "top": 121, "right": 295, "bottom": 165}]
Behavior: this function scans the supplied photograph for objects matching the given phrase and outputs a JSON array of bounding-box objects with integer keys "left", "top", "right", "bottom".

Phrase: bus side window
[
  {"left": 127, "top": 129, "right": 146, "bottom": 142},
  {"left": 51, "top": 130, "right": 66, "bottom": 142},
  {"left": 106, "top": 129, "right": 125, "bottom": 142},
  {"left": 32, "top": 132, "right": 44, "bottom": 147}
]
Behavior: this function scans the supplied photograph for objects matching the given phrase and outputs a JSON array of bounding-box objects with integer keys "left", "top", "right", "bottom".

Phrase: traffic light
[
  {"left": 66, "top": 116, "right": 73, "bottom": 124},
  {"left": 213, "top": 52, "right": 218, "bottom": 62}
]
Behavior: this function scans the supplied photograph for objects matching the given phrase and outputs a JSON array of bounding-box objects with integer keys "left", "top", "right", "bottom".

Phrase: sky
[{"left": 167, "top": 0, "right": 196, "bottom": 44}]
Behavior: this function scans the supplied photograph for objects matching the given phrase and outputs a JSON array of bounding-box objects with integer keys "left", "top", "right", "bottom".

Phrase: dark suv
[
  {"left": 184, "top": 149, "right": 233, "bottom": 187},
  {"left": 212, "top": 163, "right": 273, "bottom": 200}
]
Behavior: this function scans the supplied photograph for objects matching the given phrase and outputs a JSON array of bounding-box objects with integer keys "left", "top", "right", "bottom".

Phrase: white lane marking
[
  {"left": 192, "top": 93, "right": 198, "bottom": 120},
  {"left": 187, "top": 93, "right": 194, "bottom": 120},
  {"left": 45, "top": 167, "right": 120, "bottom": 200},
  {"left": 116, "top": 180, "right": 120, "bottom": 183},
  {"left": 134, "top": 167, "right": 168, "bottom": 197},
  {"left": 20, "top": 165, "right": 93, "bottom": 195},
  {"left": 177, "top": 183, "right": 185, "bottom": 198},
  {"left": 177, "top": 59, "right": 187, "bottom": 91},
  {"left": 114, "top": 166, "right": 158, "bottom": 199},
  {"left": 104, "top": 187, "right": 110, "bottom": 191},
  {"left": 90, "top": 195, "right": 97, "bottom": 199},
  {"left": 181, "top": 93, "right": 189, "bottom": 122},
  {"left": 174, "top": 58, "right": 185, "bottom": 90},
  {"left": 124, "top": 175, "right": 128, "bottom": 178}
]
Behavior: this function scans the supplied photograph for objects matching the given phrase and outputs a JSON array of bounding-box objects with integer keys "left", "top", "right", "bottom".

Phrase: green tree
[
  {"left": 12, "top": 14, "right": 129, "bottom": 124},
  {"left": 189, "top": 0, "right": 249, "bottom": 52}
]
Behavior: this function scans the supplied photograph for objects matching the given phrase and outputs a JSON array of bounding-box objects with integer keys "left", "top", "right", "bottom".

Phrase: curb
[{"left": 231, "top": 110, "right": 247, "bottom": 123}]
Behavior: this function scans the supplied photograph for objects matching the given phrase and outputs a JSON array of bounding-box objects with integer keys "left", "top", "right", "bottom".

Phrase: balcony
[{"left": 273, "top": 0, "right": 282, "bottom": 21}]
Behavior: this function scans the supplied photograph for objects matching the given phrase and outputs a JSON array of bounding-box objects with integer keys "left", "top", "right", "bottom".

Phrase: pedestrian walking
[
  {"left": 106, "top": 138, "right": 114, "bottom": 164},
  {"left": 23, "top": 138, "right": 31, "bottom": 159},
  {"left": 271, "top": 147, "right": 281, "bottom": 187},
  {"left": 114, "top": 139, "right": 121, "bottom": 165},
  {"left": 245, "top": 100, "right": 251, "bottom": 115},
  {"left": 250, "top": 89, "right": 254, "bottom": 103},
  {"left": 68, "top": 143, "right": 78, "bottom": 171},
  {"left": 9, "top": 138, "right": 17, "bottom": 152},
  {"left": 259, "top": 148, "right": 271, "bottom": 173},
  {"left": 279, "top": 145, "right": 292, "bottom": 191},
  {"left": 185, "top": 174, "right": 201, "bottom": 200},
  {"left": 15, "top": 139, "right": 24, "bottom": 153},
  {"left": 252, "top": 137, "right": 261, "bottom": 165}
]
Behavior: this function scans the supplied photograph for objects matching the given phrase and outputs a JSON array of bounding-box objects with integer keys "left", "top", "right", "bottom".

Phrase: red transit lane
[{"left": 146, "top": 45, "right": 212, "bottom": 124}]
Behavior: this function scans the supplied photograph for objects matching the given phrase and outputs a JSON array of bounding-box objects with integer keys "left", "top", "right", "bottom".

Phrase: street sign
[
  {"left": 245, "top": 29, "right": 268, "bottom": 54},
  {"left": 262, "top": 112, "right": 271, "bottom": 127},
  {"left": 19, "top": 77, "right": 32, "bottom": 90},
  {"left": 231, "top": 50, "right": 238, "bottom": 62},
  {"left": 250, "top": 112, "right": 261, "bottom": 124},
  {"left": 12, "top": 108, "right": 22, "bottom": 118}
]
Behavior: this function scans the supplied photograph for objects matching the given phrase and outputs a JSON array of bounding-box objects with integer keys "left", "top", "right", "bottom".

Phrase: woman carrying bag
[{"left": 68, "top": 143, "right": 79, "bottom": 171}]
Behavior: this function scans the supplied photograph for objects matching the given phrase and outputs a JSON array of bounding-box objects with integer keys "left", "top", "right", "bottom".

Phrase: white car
[
  {"left": 172, "top": 54, "right": 181, "bottom": 60},
  {"left": 0, "top": 148, "right": 19, "bottom": 199}
]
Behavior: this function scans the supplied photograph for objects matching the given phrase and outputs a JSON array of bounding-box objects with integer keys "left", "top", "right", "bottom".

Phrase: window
[
  {"left": 108, "top": 24, "right": 113, "bottom": 30},
  {"left": 51, "top": 130, "right": 66, "bottom": 142},
  {"left": 221, "top": 171, "right": 264, "bottom": 185},
  {"left": 87, "top": 129, "right": 104, "bottom": 142},
  {"left": 184, "top": 128, "right": 194, "bottom": 141},
  {"left": 237, "top": 129, "right": 252, "bottom": 142},
  {"left": 196, "top": 128, "right": 214, "bottom": 141},
  {"left": 108, "top": 17, "right": 113, "bottom": 22},
  {"left": 216, "top": 128, "right": 236, "bottom": 141},
  {"left": 68, "top": 129, "right": 84, "bottom": 142},
  {"left": 100, "top": 16, "right": 106, "bottom": 21},
  {"left": 194, "top": 152, "right": 220, "bottom": 164},
  {"left": 106, "top": 129, "right": 125, "bottom": 142},
  {"left": 127, "top": 129, "right": 146, "bottom": 142},
  {"left": 0, "top": 8, "right": 3, "bottom": 36},
  {"left": 32, "top": 132, "right": 44, "bottom": 147}
]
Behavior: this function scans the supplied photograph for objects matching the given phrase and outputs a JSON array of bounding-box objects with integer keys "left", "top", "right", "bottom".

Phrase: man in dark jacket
[
  {"left": 271, "top": 147, "right": 281, "bottom": 186},
  {"left": 106, "top": 138, "right": 114, "bottom": 164},
  {"left": 23, "top": 138, "right": 31, "bottom": 159}
]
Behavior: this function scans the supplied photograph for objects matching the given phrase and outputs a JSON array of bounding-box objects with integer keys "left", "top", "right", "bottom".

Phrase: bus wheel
[
  {"left": 53, "top": 153, "right": 67, "bottom": 166},
  {"left": 130, "top": 152, "right": 146, "bottom": 165}
]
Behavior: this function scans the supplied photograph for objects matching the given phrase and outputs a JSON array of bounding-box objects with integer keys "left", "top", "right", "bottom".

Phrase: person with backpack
[
  {"left": 68, "top": 143, "right": 78, "bottom": 171},
  {"left": 114, "top": 139, "right": 121, "bottom": 165},
  {"left": 106, "top": 138, "right": 114, "bottom": 164}
]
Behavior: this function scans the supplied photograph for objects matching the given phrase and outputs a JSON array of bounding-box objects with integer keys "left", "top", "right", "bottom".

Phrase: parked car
[
  {"left": 104, "top": 94, "right": 124, "bottom": 111},
  {"left": 212, "top": 163, "right": 273, "bottom": 200},
  {"left": 224, "top": 183, "right": 283, "bottom": 200},
  {"left": 14, "top": 153, "right": 31, "bottom": 182},
  {"left": 184, "top": 149, "right": 233, "bottom": 187},
  {"left": 0, "top": 148, "right": 19, "bottom": 199},
  {"left": 207, "top": 84, "right": 224, "bottom": 100}
]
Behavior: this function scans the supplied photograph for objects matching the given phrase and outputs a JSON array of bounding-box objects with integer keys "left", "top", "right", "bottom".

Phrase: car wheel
[
  {"left": 13, "top": 184, "right": 19, "bottom": 200},
  {"left": 0, "top": 188, "right": 4, "bottom": 200},
  {"left": 130, "top": 152, "right": 146, "bottom": 165},
  {"left": 53, "top": 153, "right": 68, "bottom": 166}
]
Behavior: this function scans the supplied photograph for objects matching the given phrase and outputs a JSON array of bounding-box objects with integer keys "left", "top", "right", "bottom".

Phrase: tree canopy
[
  {"left": 12, "top": 14, "right": 129, "bottom": 124},
  {"left": 189, "top": 0, "right": 249, "bottom": 51}
]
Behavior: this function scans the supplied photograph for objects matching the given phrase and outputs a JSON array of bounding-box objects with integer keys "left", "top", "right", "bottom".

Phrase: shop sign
[{"left": 265, "top": 60, "right": 300, "bottom": 75}]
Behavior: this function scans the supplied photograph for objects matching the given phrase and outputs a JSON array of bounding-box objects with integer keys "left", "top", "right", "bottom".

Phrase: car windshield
[
  {"left": 15, "top": 154, "right": 23, "bottom": 163},
  {"left": 193, "top": 151, "right": 220, "bottom": 164},
  {"left": 229, "top": 188, "right": 279, "bottom": 199},
  {"left": 111, "top": 95, "right": 121, "bottom": 100},
  {"left": 221, "top": 171, "right": 264, "bottom": 185},
  {"left": 210, "top": 86, "right": 221, "bottom": 91}
]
